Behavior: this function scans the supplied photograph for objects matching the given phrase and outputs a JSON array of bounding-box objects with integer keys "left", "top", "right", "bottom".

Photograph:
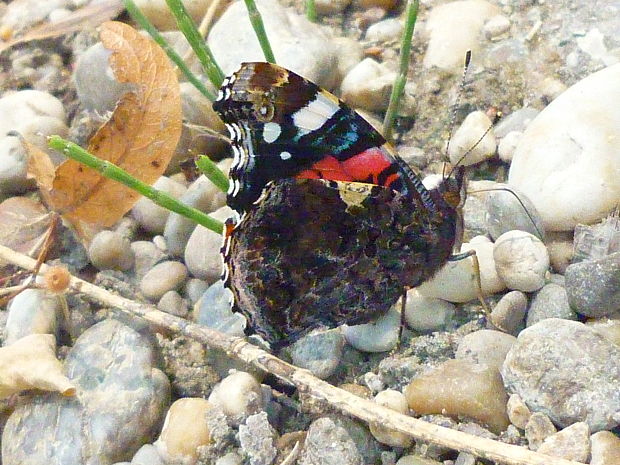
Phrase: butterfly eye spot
[
  {"left": 255, "top": 103, "right": 275, "bottom": 122},
  {"left": 279, "top": 151, "right": 292, "bottom": 160}
]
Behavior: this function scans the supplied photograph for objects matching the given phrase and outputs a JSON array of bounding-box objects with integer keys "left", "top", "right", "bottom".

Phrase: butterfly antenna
[
  {"left": 446, "top": 123, "right": 495, "bottom": 180},
  {"left": 443, "top": 50, "right": 472, "bottom": 180}
]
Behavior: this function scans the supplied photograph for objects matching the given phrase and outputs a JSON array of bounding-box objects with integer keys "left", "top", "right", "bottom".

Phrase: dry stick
[
  {"left": 0, "top": 244, "right": 586, "bottom": 465},
  {"left": 179, "top": 0, "right": 225, "bottom": 73}
]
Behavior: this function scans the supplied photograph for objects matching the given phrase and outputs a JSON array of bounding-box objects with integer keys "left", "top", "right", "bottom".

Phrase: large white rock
[{"left": 508, "top": 64, "right": 620, "bottom": 231}]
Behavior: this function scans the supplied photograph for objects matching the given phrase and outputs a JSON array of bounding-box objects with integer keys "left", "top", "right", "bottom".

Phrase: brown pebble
[{"left": 525, "top": 412, "right": 556, "bottom": 450}]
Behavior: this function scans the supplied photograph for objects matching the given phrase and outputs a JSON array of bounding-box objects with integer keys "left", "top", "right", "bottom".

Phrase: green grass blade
[
  {"left": 123, "top": 0, "right": 216, "bottom": 101},
  {"left": 48, "top": 136, "right": 224, "bottom": 234},
  {"left": 382, "top": 0, "right": 419, "bottom": 141},
  {"left": 305, "top": 0, "right": 317, "bottom": 22},
  {"left": 243, "top": 0, "right": 276, "bottom": 63},
  {"left": 196, "top": 155, "right": 230, "bottom": 193},
  {"left": 165, "top": 0, "right": 225, "bottom": 88}
]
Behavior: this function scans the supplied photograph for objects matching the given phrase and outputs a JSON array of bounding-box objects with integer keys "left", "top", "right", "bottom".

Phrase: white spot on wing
[
  {"left": 262, "top": 122, "right": 281, "bottom": 143},
  {"left": 292, "top": 92, "right": 339, "bottom": 132},
  {"left": 280, "top": 151, "right": 292, "bottom": 160}
]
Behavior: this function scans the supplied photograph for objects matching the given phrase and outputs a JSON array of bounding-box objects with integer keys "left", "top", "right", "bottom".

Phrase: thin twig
[{"left": 0, "top": 244, "right": 587, "bottom": 465}]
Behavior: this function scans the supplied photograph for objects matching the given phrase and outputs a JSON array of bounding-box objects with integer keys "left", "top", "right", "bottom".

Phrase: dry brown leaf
[
  {"left": 27, "top": 21, "right": 182, "bottom": 243},
  {"left": 0, "top": 196, "right": 52, "bottom": 256},
  {"left": 0, "top": 0, "right": 124, "bottom": 53}
]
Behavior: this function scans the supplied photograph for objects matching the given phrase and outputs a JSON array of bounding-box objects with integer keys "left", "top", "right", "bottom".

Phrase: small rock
[
  {"left": 524, "top": 412, "right": 557, "bottom": 450},
  {"left": 590, "top": 430, "right": 620, "bottom": 465},
  {"left": 340, "top": 58, "right": 395, "bottom": 112},
  {"left": 454, "top": 452, "right": 476, "bottom": 465},
  {"left": 483, "top": 14, "right": 510, "bottom": 40},
  {"left": 216, "top": 452, "right": 244, "bottom": 465},
  {"left": 131, "top": 240, "right": 166, "bottom": 280},
  {"left": 194, "top": 280, "right": 246, "bottom": 337},
  {"left": 565, "top": 252, "right": 620, "bottom": 318},
  {"left": 526, "top": 283, "right": 576, "bottom": 327},
  {"left": 356, "top": 0, "right": 397, "bottom": 9},
  {"left": 157, "top": 398, "right": 212, "bottom": 462},
  {"left": 403, "top": 289, "right": 456, "bottom": 333},
  {"left": 369, "top": 390, "right": 412, "bottom": 447},
  {"left": 208, "top": 372, "right": 263, "bottom": 426},
  {"left": 131, "top": 176, "right": 187, "bottom": 234},
  {"left": 537, "top": 422, "right": 590, "bottom": 462},
  {"left": 485, "top": 185, "right": 544, "bottom": 241},
  {"left": 455, "top": 330, "right": 517, "bottom": 370},
  {"left": 396, "top": 457, "right": 442, "bottom": 465},
  {"left": 0, "top": 89, "right": 65, "bottom": 136},
  {"left": 140, "top": 261, "right": 188, "bottom": 301},
  {"left": 363, "top": 372, "right": 385, "bottom": 394},
  {"left": 490, "top": 291, "right": 527, "bottom": 335},
  {"left": 494, "top": 230, "right": 549, "bottom": 292},
  {"left": 494, "top": 107, "right": 539, "bottom": 138},
  {"left": 573, "top": 214, "right": 620, "bottom": 262},
  {"left": 333, "top": 37, "right": 364, "bottom": 82},
  {"left": 447, "top": 111, "right": 497, "bottom": 166},
  {"left": 184, "top": 278, "right": 209, "bottom": 305},
  {"left": 586, "top": 317, "right": 620, "bottom": 346},
  {"left": 5, "top": 288, "right": 59, "bottom": 345},
  {"left": 0, "top": 136, "right": 33, "bottom": 194},
  {"left": 88, "top": 230, "right": 135, "bottom": 271},
  {"left": 545, "top": 231, "right": 574, "bottom": 273},
  {"left": 131, "top": 444, "right": 165, "bottom": 465},
  {"left": 506, "top": 394, "right": 531, "bottom": 430},
  {"left": 342, "top": 306, "right": 400, "bottom": 353},
  {"left": 365, "top": 18, "right": 403, "bottom": 43},
  {"left": 404, "top": 359, "right": 509, "bottom": 433},
  {"left": 501, "top": 319, "right": 620, "bottom": 432},
  {"left": 184, "top": 205, "right": 234, "bottom": 282},
  {"left": 238, "top": 412, "right": 278, "bottom": 465},
  {"left": 299, "top": 417, "right": 363, "bottom": 465},
  {"left": 290, "top": 330, "right": 345, "bottom": 379},
  {"left": 315, "top": 0, "right": 351, "bottom": 15},
  {"left": 497, "top": 131, "right": 522, "bottom": 163},
  {"left": 157, "top": 290, "right": 189, "bottom": 318},
  {"left": 536, "top": 77, "right": 568, "bottom": 102}
]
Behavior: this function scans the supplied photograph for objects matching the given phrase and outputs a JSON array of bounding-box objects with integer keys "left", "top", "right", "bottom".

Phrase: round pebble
[
  {"left": 131, "top": 444, "right": 165, "bottom": 465},
  {"left": 590, "top": 431, "right": 620, "bottom": 465},
  {"left": 208, "top": 371, "right": 263, "bottom": 425},
  {"left": 130, "top": 240, "right": 166, "bottom": 280},
  {"left": 526, "top": 283, "right": 576, "bottom": 327},
  {"left": 342, "top": 306, "right": 400, "bottom": 353},
  {"left": 88, "top": 230, "right": 135, "bottom": 271},
  {"left": 508, "top": 64, "right": 620, "bottom": 231},
  {"left": 497, "top": 131, "right": 522, "bottom": 163},
  {"left": 157, "top": 290, "right": 189, "bottom": 318},
  {"left": 5, "top": 288, "right": 59, "bottom": 345},
  {"left": 403, "top": 289, "right": 456, "bottom": 333},
  {"left": 369, "top": 390, "right": 412, "bottom": 447},
  {"left": 506, "top": 393, "right": 531, "bottom": 430},
  {"left": 315, "top": 0, "right": 351, "bottom": 15},
  {"left": 132, "top": 176, "right": 187, "bottom": 234},
  {"left": 545, "top": 231, "right": 574, "bottom": 273},
  {"left": 157, "top": 398, "right": 212, "bottom": 462},
  {"left": 501, "top": 318, "right": 620, "bottom": 432},
  {"left": 184, "top": 278, "right": 209, "bottom": 305},
  {"left": 340, "top": 58, "right": 395, "bottom": 112},
  {"left": 493, "top": 230, "right": 549, "bottom": 292},
  {"left": 194, "top": 280, "right": 246, "bottom": 337},
  {"left": 494, "top": 107, "right": 540, "bottom": 138},
  {"left": 0, "top": 136, "right": 32, "bottom": 194},
  {"left": 365, "top": 18, "right": 403, "bottom": 43},
  {"left": 565, "top": 252, "right": 620, "bottom": 318},
  {"left": 290, "top": 330, "right": 345, "bottom": 379},
  {"left": 0, "top": 89, "right": 65, "bottom": 136},
  {"left": 448, "top": 111, "right": 497, "bottom": 166},
  {"left": 524, "top": 412, "right": 556, "bottom": 450},
  {"left": 455, "top": 329, "right": 517, "bottom": 370},
  {"left": 140, "top": 261, "right": 188, "bottom": 301},
  {"left": 537, "top": 422, "right": 590, "bottom": 462},
  {"left": 490, "top": 290, "right": 527, "bottom": 335},
  {"left": 485, "top": 184, "right": 545, "bottom": 241},
  {"left": 483, "top": 14, "right": 511, "bottom": 40}
]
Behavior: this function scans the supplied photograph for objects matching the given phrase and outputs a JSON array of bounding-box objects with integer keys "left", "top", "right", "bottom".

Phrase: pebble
[
  {"left": 157, "top": 398, "right": 212, "bottom": 462},
  {"left": 238, "top": 412, "right": 278, "bottom": 465},
  {"left": 524, "top": 412, "right": 557, "bottom": 450},
  {"left": 131, "top": 176, "right": 187, "bottom": 234},
  {"left": 494, "top": 107, "right": 540, "bottom": 138},
  {"left": 418, "top": 236, "right": 505, "bottom": 303},
  {"left": 447, "top": 111, "right": 497, "bottom": 166},
  {"left": 396, "top": 457, "right": 442, "bottom": 465},
  {"left": 508, "top": 64, "right": 620, "bottom": 231},
  {"left": 590, "top": 431, "right": 620, "bottom": 465},
  {"left": 133, "top": 0, "right": 225, "bottom": 30},
  {"left": 423, "top": 0, "right": 500, "bottom": 70},
  {"left": 184, "top": 278, "right": 209, "bottom": 305},
  {"left": 315, "top": 0, "right": 351, "bottom": 15},
  {"left": 403, "top": 289, "right": 456, "bottom": 333},
  {"left": 365, "top": 18, "right": 403, "bottom": 43},
  {"left": 536, "top": 76, "right": 568, "bottom": 102},
  {"left": 0, "top": 136, "right": 33, "bottom": 194},
  {"left": 5, "top": 288, "right": 59, "bottom": 345},
  {"left": 342, "top": 306, "right": 400, "bottom": 353},
  {"left": 483, "top": 14, "right": 511, "bottom": 40},
  {"left": 0, "top": 0, "right": 68, "bottom": 36},
  {"left": 130, "top": 240, "right": 166, "bottom": 280},
  {"left": 2, "top": 320, "right": 170, "bottom": 465},
  {"left": 131, "top": 444, "right": 165, "bottom": 465},
  {"left": 537, "top": 422, "right": 591, "bottom": 461},
  {"left": 506, "top": 393, "right": 531, "bottom": 430},
  {"left": 501, "top": 319, "right": 620, "bottom": 432},
  {"left": 290, "top": 330, "right": 345, "bottom": 379},
  {"left": 493, "top": 230, "right": 549, "bottom": 292},
  {"left": 369, "top": 390, "right": 412, "bottom": 447},
  {"left": 208, "top": 0, "right": 338, "bottom": 87},
  {"left": 545, "top": 231, "right": 574, "bottom": 273},
  {"left": 208, "top": 371, "right": 263, "bottom": 426},
  {"left": 216, "top": 452, "right": 244, "bottom": 465},
  {"left": 586, "top": 317, "right": 620, "bottom": 346},
  {"left": 299, "top": 417, "right": 364, "bottom": 465},
  {"left": 88, "top": 230, "right": 135, "bottom": 271},
  {"left": 140, "top": 261, "right": 188, "bottom": 301},
  {"left": 573, "top": 214, "right": 620, "bottom": 262},
  {"left": 340, "top": 58, "right": 395, "bottom": 112},
  {"left": 485, "top": 184, "right": 545, "bottom": 241},
  {"left": 404, "top": 359, "right": 510, "bottom": 433},
  {"left": 489, "top": 291, "right": 527, "bottom": 335},
  {"left": 497, "top": 131, "right": 522, "bottom": 163},
  {"left": 184, "top": 205, "right": 233, "bottom": 282},
  {"left": 194, "top": 280, "right": 246, "bottom": 337},
  {"left": 526, "top": 283, "right": 576, "bottom": 327},
  {"left": 357, "top": 0, "right": 397, "bottom": 9},
  {"left": 455, "top": 330, "right": 517, "bottom": 371},
  {"left": 157, "top": 290, "right": 189, "bottom": 318},
  {"left": 565, "top": 252, "right": 620, "bottom": 318},
  {"left": 333, "top": 37, "right": 365, "bottom": 82}
]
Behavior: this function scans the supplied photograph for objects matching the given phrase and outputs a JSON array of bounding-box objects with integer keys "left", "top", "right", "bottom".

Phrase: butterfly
[{"left": 212, "top": 62, "right": 465, "bottom": 348}]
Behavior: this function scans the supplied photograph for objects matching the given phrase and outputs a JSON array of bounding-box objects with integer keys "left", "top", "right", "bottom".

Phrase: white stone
[
  {"left": 448, "top": 111, "right": 497, "bottom": 166},
  {"left": 208, "top": 372, "right": 263, "bottom": 424},
  {"left": 140, "top": 261, "right": 188, "bottom": 301},
  {"left": 0, "top": 136, "right": 31, "bottom": 194},
  {"left": 315, "top": 0, "right": 350, "bottom": 15},
  {"left": 417, "top": 236, "right": 505, "bottom": 303},
  {"left": 493, "top": 230, "right": 549, "bottom": 292},
  {"left": 0, "top": 90, "right": 65, "bottom": 137},
  {"left": 342, "top": 306, "right": 400, "bottom": 353},
  {"left": 423, "top": 0, "right": 500, "bottom": 71},
  {"left": 366, "top": 18, "right": 403, "bottom": 43},
  {"left": 369, "top": 390, "right": 412, "bottom": 447},
  {"left": 483, "top": 14, "right": 510, "bottom": 40},
  {"left": 88, "top": 230, "right": 134, "bottom": 271},
  {"left": 497, "top": 130, "right": 522, "bottom": 163},
  {"left": 131, "top": 176, "right": 187, "bottom": 234},
  {"left": 5, "top": 289, "right": 59, "bottom": 345},
  {"left": 340, "top": 58, "right": 396, "bottom": 112},
  {"left": 508, "top": 64, "right": 620, "bottom": 231},
  {"left": 403, "top": 289, "right": 455, "bottom": 332}
]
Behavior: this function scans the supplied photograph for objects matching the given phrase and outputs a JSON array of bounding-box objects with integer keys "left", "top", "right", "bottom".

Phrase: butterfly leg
[{"left": 448, "top": 250, "right": 491, "bottom": 317}]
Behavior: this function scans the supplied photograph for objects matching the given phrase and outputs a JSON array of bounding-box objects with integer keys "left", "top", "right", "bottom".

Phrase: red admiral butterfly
[{"left": 213, "top": 62, "right": 465, "bottom": 348}]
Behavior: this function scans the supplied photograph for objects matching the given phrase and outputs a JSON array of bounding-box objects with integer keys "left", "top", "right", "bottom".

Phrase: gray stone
[
  {"left": 403, "top": 290, "right": 456, "bottom": 333},
  {"left": 299, "top": 417, "right": 363, "bottom": 465},
  {"left": 238, "top": 412, "right": 277, "bottom": 465},
  {"left": 537, "top": 422, "right": 590, "bottom": 462},
  {"left": 526, "top": 283, "right": 576, "bottom": 327},
  {"left": 88, "top": 230, "right": 135, "bottom": 271},
  {"left": 184, "top": 278, "right": 209, "bottom": 305},
  {"left": 290, "top": 330, "right": 345, "bottom": 379},
  {"left": 506, "top": 393, "right": 531, "bottom": 430},
  {"left": 490, "top": 290, "right": 527, "bottom": 335},
  {"left": 524, "top": 412, "right": 556, "bottom": 450},
  {"left": 2, "top": 320, "right": 170, "bottom": 465},
  {"left": 5, "top": 288, "right": 59, "bottom": 345},
  {"left": 342, "top": 307, "right": 400, "bottom": 353},
  {"left": 140, "top": 261, "right": 188, "bottom": 301},
  {"left": 494, "top": 107, "right": 540, "bottom": 138},
  {"left": 365, "top": 18, "right": 403, "bottom": 43},
  {"left": 502, "top": 319, "right": 620, "bottom": 432},
  {"left": 590, "top": 430, "right": 620, "bottom": 465},
  {"left": 157, "top": 290, "right": 189, "bottom": 318},
  {"left": 130, "top": 241, "right": 166, "bottom": 280},
  {"left": 194, "top": 280, "right": 246, "bottom": 337},
  {"left": 565, "top": 252, "right": 620, "bottom": 318},
  {"left": 0, "top": 135, "right": 32, "bottom": 194},
  {"left": 455, "top": 330, "right": 517, "bottom": 371},
  {"left": 131, "top": 444, "right": 164, "bottom": 465},
  {"left": 131, "top": 176, "right": 187, "bottom": 234},
  {"left": 485, "top": 184, "right": 545, "bottom": 241}
]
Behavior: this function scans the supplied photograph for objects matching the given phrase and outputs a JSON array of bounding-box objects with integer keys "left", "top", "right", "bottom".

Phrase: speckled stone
[{"left": 526, "top": 283, "right": 576, "bottom": 327}]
